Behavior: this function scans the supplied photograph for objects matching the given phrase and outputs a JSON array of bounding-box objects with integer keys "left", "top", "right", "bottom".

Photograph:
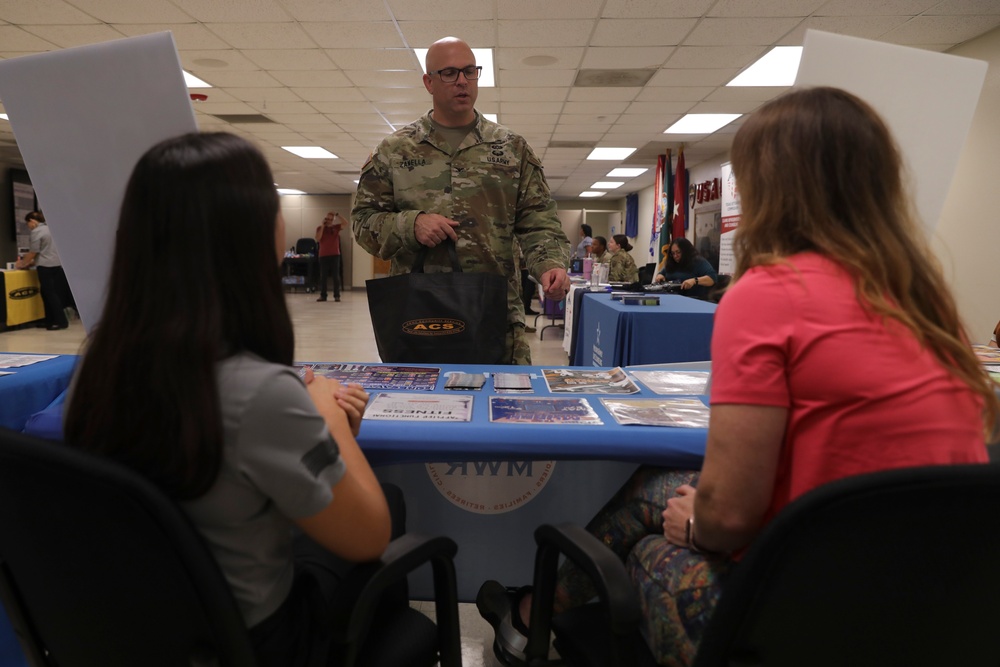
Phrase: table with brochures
[
  {"left": 298, "top": 361, "right": 711, "bottom": 600},
  {"left": 17, "top": 358, "right": 712, "bottom": 602}
]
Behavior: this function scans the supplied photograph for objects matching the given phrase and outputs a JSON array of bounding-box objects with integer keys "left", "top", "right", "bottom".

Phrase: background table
[
  {"left": 0, "top": 270, "right": 45, "bottom": 329},
  {"left": 0, "top": 354, "right": 77, "bottom": 432},
  {"left": 571, "top": 292, "right": 716, "bottom": 366}
]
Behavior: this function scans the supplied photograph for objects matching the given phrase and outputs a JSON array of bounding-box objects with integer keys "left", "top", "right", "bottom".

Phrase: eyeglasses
[{"left": 430, "top": 66, "right": 482, "bottom": 83}]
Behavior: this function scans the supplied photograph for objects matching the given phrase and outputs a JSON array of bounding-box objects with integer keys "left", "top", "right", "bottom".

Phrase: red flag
[{"left": 671, "top": 146, "right": 686, "bottom": 242}]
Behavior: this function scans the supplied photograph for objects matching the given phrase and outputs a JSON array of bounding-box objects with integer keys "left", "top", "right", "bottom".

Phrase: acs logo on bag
[{"left": 402, "top": 318, "right": 466, "bottom": 336}]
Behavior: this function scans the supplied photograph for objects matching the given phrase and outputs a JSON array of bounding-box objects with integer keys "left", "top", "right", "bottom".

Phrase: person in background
[
  {"left": 352, "top": 35, "right": 570, "bottom": 365},
  {"left": 654, "top": 237, "right": 718, "bottom": 299},
  {"left": 64, "top": 132, "right": 404, "bottom": 667},
  {"left": 15, "top": 210, "right": 75, "bottom": 330},
  {"left": 315, "top": 211, "right": 344, "bottom": 302},
  {"left": 591, "top": 236, "right": 608, "bottom": 264},
  {"left": 477, "top": 86, "right": 997, "bottom": 667},
  {"left": 576, "top": 223, "right": 593, "bottom": 258},
  {"left": 606, "top": 234, "right": 639, "bottom": 283}
]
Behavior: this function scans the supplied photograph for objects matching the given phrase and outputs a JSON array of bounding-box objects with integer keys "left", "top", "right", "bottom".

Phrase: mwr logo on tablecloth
[{"left": 425, "top": 461, "right": 556, "bottom": 514}]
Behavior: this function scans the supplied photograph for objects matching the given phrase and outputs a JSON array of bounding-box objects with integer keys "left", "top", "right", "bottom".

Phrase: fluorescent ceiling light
[
  {"left": 591, "top": 182, "right": 624, "bottom": 189},
  {"left": 664, "top": 114, "right": 741, "bottom": 134},
  {"left": 0, "top": 113, "right": 8, "bottom": 121},
  {"left": 586, "top": 147, "right": 636, "bottom": 160},
  {"left": 727, "top": 46, "right": 803, "bottom": 87},
  {"left": 281, "top": 146, "right": 338, "bottom": 159},
  {"left": 607, "top": 168, "right": 647, "bottom": 177},
  {"left": 277, "top": 188, "right": 305, "bottom": 195},
  {"left": 414, "top": 47, "right": 495, "bottom": 87},
  {"left": 579, "top": 191, "right": 605, "bottom": 198},
  {"left": 183, "top": 71, "right": 212, "bottom": 88},
  {"left": 483, "top": 113, "right": 498, "bottom": 123}
]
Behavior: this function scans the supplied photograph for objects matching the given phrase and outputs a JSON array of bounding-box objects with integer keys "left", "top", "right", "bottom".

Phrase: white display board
[
  {"left": 0, "top": 32, "right": 198, "bottom": 330},
  {"left": 717, "top": 162, "right": 740, "bottom": 276},
  {"left": 795, "top": 29, "right": 988, "bottom": 233}
]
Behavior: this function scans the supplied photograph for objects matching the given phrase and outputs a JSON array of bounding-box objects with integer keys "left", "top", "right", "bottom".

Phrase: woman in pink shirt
[{"left": 479, "top": 87, "right": 999, "bottom": 667}]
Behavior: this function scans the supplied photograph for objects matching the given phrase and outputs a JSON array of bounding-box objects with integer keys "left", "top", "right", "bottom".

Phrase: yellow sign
[{"left": 4, "top": 270, "right": 45, "bottom": 326}]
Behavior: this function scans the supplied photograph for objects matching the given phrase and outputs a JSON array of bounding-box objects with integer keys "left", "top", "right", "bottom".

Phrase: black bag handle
[{"left": 412, "top": 239, "right": 462, "bottom": 274}]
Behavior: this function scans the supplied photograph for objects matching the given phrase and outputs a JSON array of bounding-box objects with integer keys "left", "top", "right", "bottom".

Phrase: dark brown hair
[{"left": 65, "top": 132, "right": 293, "bottom": 499}]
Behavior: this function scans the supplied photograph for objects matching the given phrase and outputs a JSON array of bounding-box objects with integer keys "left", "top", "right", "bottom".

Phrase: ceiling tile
[
  {"left": 66, "top": 0, "right": 195, "bottom": 23},
  {"left": 205, "top": 22, "right": 314, "bottom": 49},
  {"left": 400, "top": 21, "right": 497, "bottom": 49},
  {"left": 242, "top": 49, "right": 337, "bottom": 70},
  {"left": 496, "top": 47, "right": 585, "bottom": 70},
  {"left": 189, "top": 69, "right": 283, "bottom": 87},
  {"left": 684, "top": 17, "right": 804, "bottom": 45},
  {"left": 647, "top": 68, "right": 740, "bottom": 87},
  {"left": 0, "top": 26, "right": 59, "bottom": 50},
  {"left": 591, "top": 18, "right": 698, "bottom": 46},
  {"left": 497, "top": 70, "right": 577, "bottom": 87},
  {"left": 499, "top": 87, "right": 569, "bottom": 102},
  {"left": 21, "top": 23, "right": 126, "bottom": 48},
  {"left": 708, "top": 0, "right": 827, "bottom": 18},
  {"left": 580, "top": 46, "right": 674, "bottom": 69},
  {"left": 781, "top": 15, "right": 911, "bottom": 43},
  {"left": 665, "top": 45, "right": 766, "bottom": 69},
  {"left": 498, "top": 20, "right": 595, "bottom": 47},
  {"left": 225, "top": 87, "right": 303, "bottom": 102},
  {"left": 881, "top": 14, "right": 1000, "bottom": 44},
  {"left": 295, "top": 88, "right": 368, "bottom": 103},
  {"left": 168, "top": 0, "right": 292, "bottom": 23},
  {"left": 815, "top": 0, "right": 938, "bottom": 16},
  {"left": 390, "top": 0, "right": 494, "bottom": 20},
  {"left": 635, "top": 86, "right": 715, "bottom": 102},
  {"left": 179, "top": 49, "right": 262, "bottom": 70},
  {"left": 302, "top": 22, "right": 404, "bottom": 49},
  {"left": 325, "top": 48, "right": 417, "bottom": 70},
  {"left": 0, "top": 0, "right": 96, "bottom": 24},
  {"left": 271, "top": 70, "right": 352, "bottom": 87},
  {"left": 601, "top": 0, "right": 715, "bottom": 19},
  {"left": 115, "top": 24, "right": 229, "bottom": 50},
  {"left": 279, "top": 0, "right": 390, "bottom": 22}
]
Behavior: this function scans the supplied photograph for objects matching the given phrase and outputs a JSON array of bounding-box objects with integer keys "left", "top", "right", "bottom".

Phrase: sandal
[{"left": 476, "top": 580, "right": 534, "bottom": 666}]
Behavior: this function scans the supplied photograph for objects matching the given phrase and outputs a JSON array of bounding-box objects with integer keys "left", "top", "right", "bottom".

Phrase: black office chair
[
  {"left": 295, "top": 237, "right": 318, "bottom": 255},
  {"left": 0, "top": 428, "right": 461, "bottom": 667},
  {"left": 522, "top": 463, "right": 1000, "bottom": 667}
]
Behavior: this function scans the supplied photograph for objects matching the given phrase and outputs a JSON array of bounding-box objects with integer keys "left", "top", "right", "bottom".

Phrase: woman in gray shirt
[{"left": 64, "top": 132, "right": 392, "bottom": 666}]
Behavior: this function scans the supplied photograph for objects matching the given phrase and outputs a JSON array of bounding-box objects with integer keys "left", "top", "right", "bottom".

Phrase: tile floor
[{"left": 0, "top": 287, "right": 570, "bottom": 666}]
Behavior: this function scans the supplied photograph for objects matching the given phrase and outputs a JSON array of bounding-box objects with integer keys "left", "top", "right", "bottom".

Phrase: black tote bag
[{"left": 365, "top": 241, "right": 509, "bottom": 364}]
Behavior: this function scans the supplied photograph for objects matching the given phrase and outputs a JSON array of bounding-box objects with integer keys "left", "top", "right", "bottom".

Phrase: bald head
[
  {"left": 425, "top": 36, "right": 471, "bottom": 72},
  {"left": 422, "top": 36, "right": 478, "bottom": 127}
]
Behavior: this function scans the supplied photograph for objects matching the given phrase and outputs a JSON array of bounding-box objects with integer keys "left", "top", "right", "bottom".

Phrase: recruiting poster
[{"left": 718, "top": 162, "right": 741, "bottom": 275}]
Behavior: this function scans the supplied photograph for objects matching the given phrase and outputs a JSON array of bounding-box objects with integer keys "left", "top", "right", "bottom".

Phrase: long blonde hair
[{"left": 730, "top": 86, "right": 998, "bottom": 431}]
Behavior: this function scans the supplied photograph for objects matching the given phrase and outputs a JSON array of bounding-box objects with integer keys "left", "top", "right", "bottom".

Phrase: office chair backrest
[
  {"left": 693, "top": 463, "right": 1000, "bottom": 667},
  {"left": 0, "top": 428, "right": 257, "bottom": 667},
  {"left": 296, "top": 238, "right": 318, "bottom": 255}
]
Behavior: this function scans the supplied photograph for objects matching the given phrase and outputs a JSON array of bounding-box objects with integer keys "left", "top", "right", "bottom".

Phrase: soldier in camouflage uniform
[{"left": 352, "top": 36, "right": 570, "bottom": 365}]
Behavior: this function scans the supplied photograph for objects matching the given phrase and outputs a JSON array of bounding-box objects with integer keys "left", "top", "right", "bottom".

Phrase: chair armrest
[
  {"left": 337, "top": 533, "right": 461, "bottom": 667},
  {"left": 525, "top": 523, "right": 643, "bottom": 661}
]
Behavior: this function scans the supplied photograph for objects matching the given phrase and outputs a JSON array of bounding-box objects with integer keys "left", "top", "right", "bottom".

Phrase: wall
[{"left": 935, "top": 25, "right": 1000, "bottom": 343}]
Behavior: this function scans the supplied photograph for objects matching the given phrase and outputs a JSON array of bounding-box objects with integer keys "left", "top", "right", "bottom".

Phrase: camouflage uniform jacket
[
  {"left": 352, "top": 111, "right": 570, "bottom": 325},
  {"left": 608, "top": 249, "right": 639, "bottom": 283}
]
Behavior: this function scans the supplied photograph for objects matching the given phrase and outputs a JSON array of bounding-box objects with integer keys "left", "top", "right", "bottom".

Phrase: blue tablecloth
[
  {"left": 18, "top": 360, "right": 710, "bottom": 601},
  {"left": 22, "top": 362, "right": 708, "bottom": 470},
  {"left": 572, "top": 293, "right": 716, "bottom": 367},
  {"left": 0, "top": 354, "right": 77, "bottom": 433}
]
